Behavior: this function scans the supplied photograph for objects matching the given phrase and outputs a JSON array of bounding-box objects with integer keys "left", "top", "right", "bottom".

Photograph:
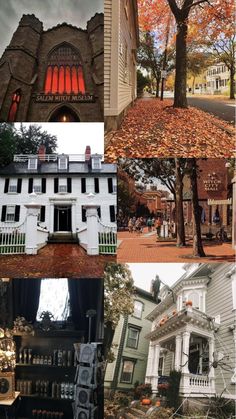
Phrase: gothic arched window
[
  {"left": 8, "top": 89, "right": 21, "bottom": 122},
  {"left": 44, "top": 45, "right": 85, "bottom": 94}
]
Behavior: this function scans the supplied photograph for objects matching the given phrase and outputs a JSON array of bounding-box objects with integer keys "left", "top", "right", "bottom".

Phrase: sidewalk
[
  {"left": 0, "top": 243, "right": 115, "bottom": 278},
  {"left": 105, "top": 98, "right": 234, "bottom": 160},
  {"left": 117, "top": 231, "right": 235, "bottom": 263}
]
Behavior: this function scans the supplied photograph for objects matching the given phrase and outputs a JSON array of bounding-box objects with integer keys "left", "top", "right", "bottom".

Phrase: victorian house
[
  {"left": 104, "top": 0, "right": 139, "bottom": 131},
  {"left": 105, "top": 287, "right": 156, "bottom": 392},
  {"left": 145, "top": 264, "right": 236, "bottom": 404}
]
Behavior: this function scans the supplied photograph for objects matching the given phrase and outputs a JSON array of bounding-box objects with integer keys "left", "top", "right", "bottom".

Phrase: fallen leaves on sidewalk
[{"left": 105, "top": 99, "right": 235, "bottom": 161}]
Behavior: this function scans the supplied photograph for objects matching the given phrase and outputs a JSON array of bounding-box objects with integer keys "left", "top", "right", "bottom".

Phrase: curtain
[
  {"left": 12, "top": 279, "right": 41, "bottom": 323},
  {"left": 67, "top": 278, "right": 103, "bottom": 343}
]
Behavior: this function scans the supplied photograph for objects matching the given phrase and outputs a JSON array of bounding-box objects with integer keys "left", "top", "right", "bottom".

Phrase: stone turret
[{"left": 0, "top": 14, "right": 43, "bottom": 121}]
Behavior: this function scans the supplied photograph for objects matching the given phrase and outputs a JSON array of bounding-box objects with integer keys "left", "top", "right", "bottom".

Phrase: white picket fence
[
  {"left": 98, "top": 219, "right": 117, "bottom": 255},
  {"left": 0, "top": 221, "right": 26, "bottom": 255}
]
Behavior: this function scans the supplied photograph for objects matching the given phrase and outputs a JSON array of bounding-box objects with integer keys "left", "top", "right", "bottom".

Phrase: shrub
[
  {"left": 166, "top": 370, "right": 181, "bottom": 411},
  {"left": 133, "top": 383, "right": 152, "bottom": 399}
]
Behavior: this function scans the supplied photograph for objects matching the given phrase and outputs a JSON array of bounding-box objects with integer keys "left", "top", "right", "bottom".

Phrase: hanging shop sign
[
  {"left": 35, "top": 94, "right": 95, "bottom": 103},
  {"left": 208, "top": 199, "right": 232, "bottom": 205}
]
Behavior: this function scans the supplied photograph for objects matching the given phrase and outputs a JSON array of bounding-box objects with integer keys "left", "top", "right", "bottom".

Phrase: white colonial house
[
  {"left": 104, "top": 0, "right": 139, "bottom": 131},
  {"left": 0, "top": 145, "right": 117, "bottom": 255},
  {"left": 145, "top": 263, "right": 236, "bottom": 406},
  {"left": 206, "top": 63, "right": 230, "bottom": 95}
]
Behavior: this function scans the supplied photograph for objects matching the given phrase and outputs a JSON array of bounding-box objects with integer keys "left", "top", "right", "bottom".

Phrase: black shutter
[
  {"left": 82, "top": 207, "right": 87, "bottom": 222},
  {"left": 17, "top": 179, "right": 22, "bottom": 193},
  {"left": 42, "top": 178, "right": 46, "bottom": 193},
  {"left": 54, "top": 178, "right": 58, "bottom": 193},
  {"left": 97, "top": 207, "right": 101, "bottom": 218},
  {"left": 40, "top": 206, "right": 46, "bottom": 222},
  {"left": 14, "top": 205, "right": 20, "bottom": 222},
  {"left": 81, "top": 178, "right": 86, "bottom": 193},
  {"left": 4, "top": 179, "right": 9, "bottom": 193},
  {"left": 109, "top": 205, "right": 116, "bottom": 222},
  {"left": 1, "top": 206, "right": 6, "bottom": 222},
  {"left": 108, "top": 178, "right": 113, "bottom": 193},
  {"left": 67, "top": 178, "right": 72, "bottom": 193},
  {"left": 94, "top": 178, "right": 99, "bottom": 193},
  {"left": 28, "top": 178, "right": 33, "bottom": 193}
]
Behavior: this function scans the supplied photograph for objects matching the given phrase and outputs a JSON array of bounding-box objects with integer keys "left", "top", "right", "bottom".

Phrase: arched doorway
[{"left": 49, "top": 106, "right": 80, "bottom": 122}]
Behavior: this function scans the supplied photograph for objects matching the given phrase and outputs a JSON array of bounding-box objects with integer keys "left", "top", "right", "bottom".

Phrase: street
[{"left": 187, "top": 96, "right": 235, "bottom": 124}]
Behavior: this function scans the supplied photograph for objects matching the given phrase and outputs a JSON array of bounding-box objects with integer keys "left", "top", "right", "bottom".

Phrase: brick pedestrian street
[
  {"left": 0, "top": 244, "right": 115, "bottom": 278},
  {"left": 117, "top": 231, "right": 235, "bottom": 263}
]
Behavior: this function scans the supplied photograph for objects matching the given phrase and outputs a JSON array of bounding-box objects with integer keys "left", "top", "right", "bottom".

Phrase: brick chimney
[
  {"left": 85, "top": 145, "right": 91, "bottom": 163},
  {"left": 38, "top": 144, "right": 46, "bottom": 161}
]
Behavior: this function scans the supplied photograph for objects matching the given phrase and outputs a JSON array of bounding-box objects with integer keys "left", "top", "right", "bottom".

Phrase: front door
[{"left": 54, "top": 206, "right": 72, "bottom": 232}]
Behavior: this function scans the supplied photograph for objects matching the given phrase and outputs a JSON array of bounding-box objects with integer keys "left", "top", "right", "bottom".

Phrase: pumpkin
[
  {"left": 142, "top": 398, "right": 151, "bottom": 406},
  {"left": 185, "top": 300, "right": 192, "bottom": 306},
  {"left": 156, "top": 400, "right": 161, "bottom": 407}
]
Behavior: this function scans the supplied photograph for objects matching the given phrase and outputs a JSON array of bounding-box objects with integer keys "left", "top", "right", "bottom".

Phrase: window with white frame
[
  {"left": 58, "top": 178, "right": 67, "bottom": 193},
  {"left": 92, "top": 157, "right": 101, "bottom": 170},
  {"left": 188, "top": 292, "right": 200, "bottom": 309},
  {"left": 120, "top": 360, "right": 135, "bottom": 383},
  {"left": 58, "top": 156, "right": 68, "bottom": 170},
  {"left": 33, "top": 178, "right": 42, "bottom": 193},
  {"left": 133, "top": 300, "right": 143, "bottom": 319},
  {"left": 127, "top": 327, "right": 140, "bottom": 349},
  {"left": 6, "top": 205, "right": 15, "bottom": 222},
  {"left": 8, "top": 179, "right": 17, "bottom": 193},
  {"left": 28, "top": 158, "right": 38, "bottom": 170}
]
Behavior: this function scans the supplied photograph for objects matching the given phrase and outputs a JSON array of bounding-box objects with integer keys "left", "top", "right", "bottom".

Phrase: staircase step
[
  {"left": 129, "top": 407, "right": 146, "bottom": 418},
  {"left": 48, "top": 233, "right": 78, "bottom": 243}
]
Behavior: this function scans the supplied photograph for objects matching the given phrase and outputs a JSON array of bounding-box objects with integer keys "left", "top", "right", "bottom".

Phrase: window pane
[
  {"left": 65, "top": 66, "right": 71, "bottom": 94},
  {"left": 121, "top": 360, "right": 134, "bottom": 383},
  {"left": 71, "top": 66, "right": 78, "bottom": 93},
  {"left": 44, "top": 66, "right": 53, "bottom": 93},
  {"left": 52, "top": 66, "right": 59, "bottom": 93},
  {"left": 37, "top": 278, "right": 69, "bottom": 321},
  {"left": 78, "top": 66, "right": 85, "bottom": 94},
  {"left": 134, "top": 301, "right": 143, "bottom": 318},
  {"left": 127, "top": 328, "right": 139, "bottom": 348},
  {"left": 58, "top": 66, "right": 65, "bottom": 94}
]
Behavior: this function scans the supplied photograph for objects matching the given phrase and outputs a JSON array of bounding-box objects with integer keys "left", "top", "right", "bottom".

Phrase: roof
[
  {"left": 134, "top": 286, "right": 156, "bottom": 303},
  {"left": 0, "top": 162, "right": 116, "bottom": 176}
]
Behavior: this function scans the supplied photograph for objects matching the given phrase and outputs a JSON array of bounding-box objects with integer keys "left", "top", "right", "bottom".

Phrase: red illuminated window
[
  {"left": 8, "top": 90, "right": 21, "bottom": 122},
  {"left": 44, "top": 45, "right": 85, "bottom": 94}
]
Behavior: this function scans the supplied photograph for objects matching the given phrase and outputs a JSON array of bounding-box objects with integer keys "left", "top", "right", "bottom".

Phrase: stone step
[
  {"left": 48, "top": 233, "right": 78, "bottom": 243},
  {"left": 128, "top": 407, "right": 147, "bottom": 418}
]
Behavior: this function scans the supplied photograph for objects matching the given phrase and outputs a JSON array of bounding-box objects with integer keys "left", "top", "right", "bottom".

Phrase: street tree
[
  {"left": 187, "top": 51, "right": 212, "bottom": 93},
  {"left": 119, "top": 158, "right": 186, "bottom": 246},
  {"left": 117, "top": 177, "right": 137, "bottom": 218},
  {"left": 137, "top": 69, "right": 151, "bottom": 96},
  {"left": 138, "top": 0, "right": 212, "bottom": 107},
  {"left": 0, "top": 123, "right": 16, "bottom": 168},
  {"left": 15, "top": 124, "right": 57, "bottom": 154},
  {"left": 104, "top": 263, "right": 134, "bottom": 360}
]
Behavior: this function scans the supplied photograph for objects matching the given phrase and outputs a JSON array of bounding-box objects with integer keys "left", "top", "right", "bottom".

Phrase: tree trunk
[
  {"left": 175, "top": 159, "right": 185, "bottom": 246},
  {"left": 230, "top": 65, "right": 235, "bottom": 99},
  {"left": 192, "top": 76, "right": 196, "bottom": 95},
  {"left": 174, "top": 21, "right": 188, "bottom": 108},
  {"left": 189, "top": 159, "right": 206, "bottom": 257},
  {"left": 156, "top": 77, "right": 161, "bottom": 97}
]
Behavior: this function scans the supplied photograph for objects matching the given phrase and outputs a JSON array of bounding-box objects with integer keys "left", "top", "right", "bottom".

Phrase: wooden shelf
[{"left": 19, "top": 394, "right": 73, "bottom": 402}]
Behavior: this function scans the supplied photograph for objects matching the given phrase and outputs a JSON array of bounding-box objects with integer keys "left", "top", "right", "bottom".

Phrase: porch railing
[
  {"left": 98, "top": 219, "right": 117, "bottom": 255},
  {"left": 0, "top": 221, "right": 26, "bottom": 255},
  {"left": 189, "top": 374, "right": 210, "bottom": 388}
]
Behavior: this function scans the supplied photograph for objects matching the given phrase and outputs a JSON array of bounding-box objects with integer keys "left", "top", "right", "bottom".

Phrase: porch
[{"left": 145, "top": 307, "right": 216, "bottom": 397}]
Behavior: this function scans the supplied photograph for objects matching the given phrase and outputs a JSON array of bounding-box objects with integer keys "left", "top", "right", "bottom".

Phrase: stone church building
[{"left": 0, "top": 13, "right": 103, "bottom": 122}]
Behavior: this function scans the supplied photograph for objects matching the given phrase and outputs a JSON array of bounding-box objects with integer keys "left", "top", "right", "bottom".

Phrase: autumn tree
[
  {"left": 138, "top": 31, "right": 172, "bottom": 97},
  {"left": 104, "top": 263, "right": 134, "bottom": 360},
  {"left": 119, "top": 158, "right": 186, "bottom": 246},
  {"left": 137, "top": 69, "right": 151, "bottom": 96},
  {"left": 187, "top": 51, "right": 212, "bottom": 93},
  {"left": 138, "top": 0, "right": 212, "bottom": 107}
]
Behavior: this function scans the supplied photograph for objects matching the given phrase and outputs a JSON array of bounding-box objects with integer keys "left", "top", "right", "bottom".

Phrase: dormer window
[
  {"left": 28, "top": 158, "right": 38, "bottom": 170},
  {"left": 133, "top": 300, "right": 144, "bottom": 319},
  {"left": 58, "top": 156, "right": 68, "bottom": 170},
  {"left": 91, "top": 156, "right": 101, "bottom": 170}
]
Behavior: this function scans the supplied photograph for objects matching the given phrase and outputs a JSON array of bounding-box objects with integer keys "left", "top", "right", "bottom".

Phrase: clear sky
[
  {"left": 0, "top": 0, "right": 103, "bottom": 56},
  {"left": 14, "top": 123, "right": 104, "bottom": 155},
  {"left": 128, "top": 263, "right": 186, "bottom": 292}
]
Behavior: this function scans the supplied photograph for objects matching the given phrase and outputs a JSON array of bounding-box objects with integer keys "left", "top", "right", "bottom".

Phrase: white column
[
  {"left": 71, "top": 202, "right": 76, "bottom": 234},
  {"left": 24, "top": 203, "right": 41, "bottom": 255},
  {"left": 152, "top": 344, "right": 160, "bottom": 394},
  {"left": 208, "top": 337, "right": 215, "bottom": 378},
  {"left": 181, "top": 331, "right": 190, "bottom": 374},
  {"left": 49, "top": 203, "right": 54, "bottom": 233},
  {"left": 146, "top": 343, "right": 155, "bottom": 381},
  {"left": 174, "top": 334, "right": 182, "bottom": 371},
  {"left": 85, "top": 205, "right": 99, "bottom": 255}
]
